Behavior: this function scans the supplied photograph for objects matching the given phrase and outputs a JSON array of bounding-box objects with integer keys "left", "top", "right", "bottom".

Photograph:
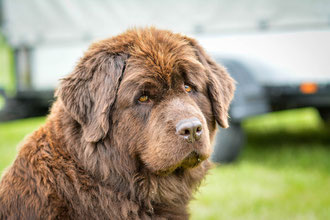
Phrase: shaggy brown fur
[{"left": 0, "top": 27, "right": 235, "bottom": 219}]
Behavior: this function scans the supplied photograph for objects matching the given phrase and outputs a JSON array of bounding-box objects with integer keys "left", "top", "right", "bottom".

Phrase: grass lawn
[
  {"left": 0, "top": 117, "right": 45, "bottom": 172},
  {"left": 1, "top": 108, "right": 330, "bottom": 219}
]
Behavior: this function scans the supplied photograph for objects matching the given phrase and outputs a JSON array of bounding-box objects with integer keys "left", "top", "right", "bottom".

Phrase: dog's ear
[
  {"left": 186, "top": 37, "right": 235, "bottom": 128},
  {"left": 56, "top": 51, "right": 128, "bottom": 142}
]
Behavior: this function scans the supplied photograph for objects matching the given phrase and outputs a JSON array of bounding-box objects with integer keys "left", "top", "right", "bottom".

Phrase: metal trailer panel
[{"left": 2, "top": 0, "right": 330, "bottom": 46}]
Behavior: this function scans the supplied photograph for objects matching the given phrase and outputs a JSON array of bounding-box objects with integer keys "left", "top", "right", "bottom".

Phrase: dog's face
[
  {"left": 57, "top": 28, "right": 235, "bottom": 175},
  {"left": 114, "top": 46, "right": 217, "bottom": 174}
]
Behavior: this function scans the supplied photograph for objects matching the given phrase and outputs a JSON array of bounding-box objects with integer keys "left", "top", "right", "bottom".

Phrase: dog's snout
[{"left": 176, "top": 117, "right": 203, "bottom": 143}]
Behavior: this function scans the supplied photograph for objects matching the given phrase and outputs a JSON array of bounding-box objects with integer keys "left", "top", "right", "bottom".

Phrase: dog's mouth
[
  {"left": 156, "top": 151, "right": 207, "bottom": 176},
  {"left": 180, "top": 151, "right": 205, "bottom": 169}
]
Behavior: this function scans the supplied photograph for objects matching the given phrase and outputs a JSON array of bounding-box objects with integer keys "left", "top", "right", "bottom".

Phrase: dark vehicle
[{"left": 211, "top": 55, "right": 330, "bottom": 163}]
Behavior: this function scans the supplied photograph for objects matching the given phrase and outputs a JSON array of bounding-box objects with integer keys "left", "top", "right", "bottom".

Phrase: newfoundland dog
[{"left": 0, "top": 27, "right": 235, "bottom": 219}]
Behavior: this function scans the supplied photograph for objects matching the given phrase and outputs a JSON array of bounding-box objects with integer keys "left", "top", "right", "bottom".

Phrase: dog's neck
[{"left": 46, "top": 100, "right": 210, "bottom": 218}]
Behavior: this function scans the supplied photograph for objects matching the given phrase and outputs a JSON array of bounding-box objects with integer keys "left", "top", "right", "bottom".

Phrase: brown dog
[{"left": 0, "top": 27, "right": 235, "bottom": 219}]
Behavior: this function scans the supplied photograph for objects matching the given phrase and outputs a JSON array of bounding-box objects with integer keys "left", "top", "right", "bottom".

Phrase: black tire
[
  {"left": 318, "top": 107, "right": 330, "bottom": 125},
  {"left": 211, "top": 122, "right": 245, "bottom": 163}
]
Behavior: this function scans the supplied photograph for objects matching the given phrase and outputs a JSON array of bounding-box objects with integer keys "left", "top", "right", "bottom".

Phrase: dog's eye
[
  {"left": 138, "top": 95, "right": 149, "bottom": 103},
  {"left": 184, "top": 85, "right": 192, "bottom": 93}
]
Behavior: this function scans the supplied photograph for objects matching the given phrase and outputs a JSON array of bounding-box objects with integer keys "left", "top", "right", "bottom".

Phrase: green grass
[
  {"left": 190, "top": 108, "right": 330, "bottom": 220},
  {"left": 0, "top": 117, "right": 45, "bottom": 173},
  {"left": 1, "top": 108, "right": 330, "bottom": 219}
]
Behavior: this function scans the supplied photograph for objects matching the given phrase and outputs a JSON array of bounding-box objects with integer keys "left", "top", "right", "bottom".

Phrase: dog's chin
[
  {"left": 180, "top": 151, "right": 205, "bottom": 168},
  {"left": 155, "top": 151, "right": 208, "bottom": 176}
]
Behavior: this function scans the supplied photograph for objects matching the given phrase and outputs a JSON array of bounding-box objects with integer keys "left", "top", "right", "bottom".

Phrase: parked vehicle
[{"left": 211, "top": 55, "right": 330, "bottom": 163}]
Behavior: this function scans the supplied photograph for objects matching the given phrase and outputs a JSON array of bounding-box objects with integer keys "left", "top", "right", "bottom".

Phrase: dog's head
[{"left": 56, "top": 27, "right": 235, "bottom": 175}]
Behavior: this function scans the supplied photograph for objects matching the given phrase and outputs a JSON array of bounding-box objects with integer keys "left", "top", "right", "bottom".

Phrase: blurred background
[{"left": 0, "top": 0, "right": 330, "bottom": 219}]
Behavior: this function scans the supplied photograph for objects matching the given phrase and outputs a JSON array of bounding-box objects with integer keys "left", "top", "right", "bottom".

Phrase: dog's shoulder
[{"left": 0, "top": 120, "right": 70, "bottom": 218}]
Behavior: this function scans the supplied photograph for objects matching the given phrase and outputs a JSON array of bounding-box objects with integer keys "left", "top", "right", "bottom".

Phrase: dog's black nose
[{"left": 176, "top": 118, "right": 202, "bottom": 143}]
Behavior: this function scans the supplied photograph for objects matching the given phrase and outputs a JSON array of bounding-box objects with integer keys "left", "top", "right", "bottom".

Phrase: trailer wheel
[
  {"left": 211, "top": 122, "right": 245, "bottom": 163},
  {"left": 318, "top": 107, "right": 330, "bottom": 125}
]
